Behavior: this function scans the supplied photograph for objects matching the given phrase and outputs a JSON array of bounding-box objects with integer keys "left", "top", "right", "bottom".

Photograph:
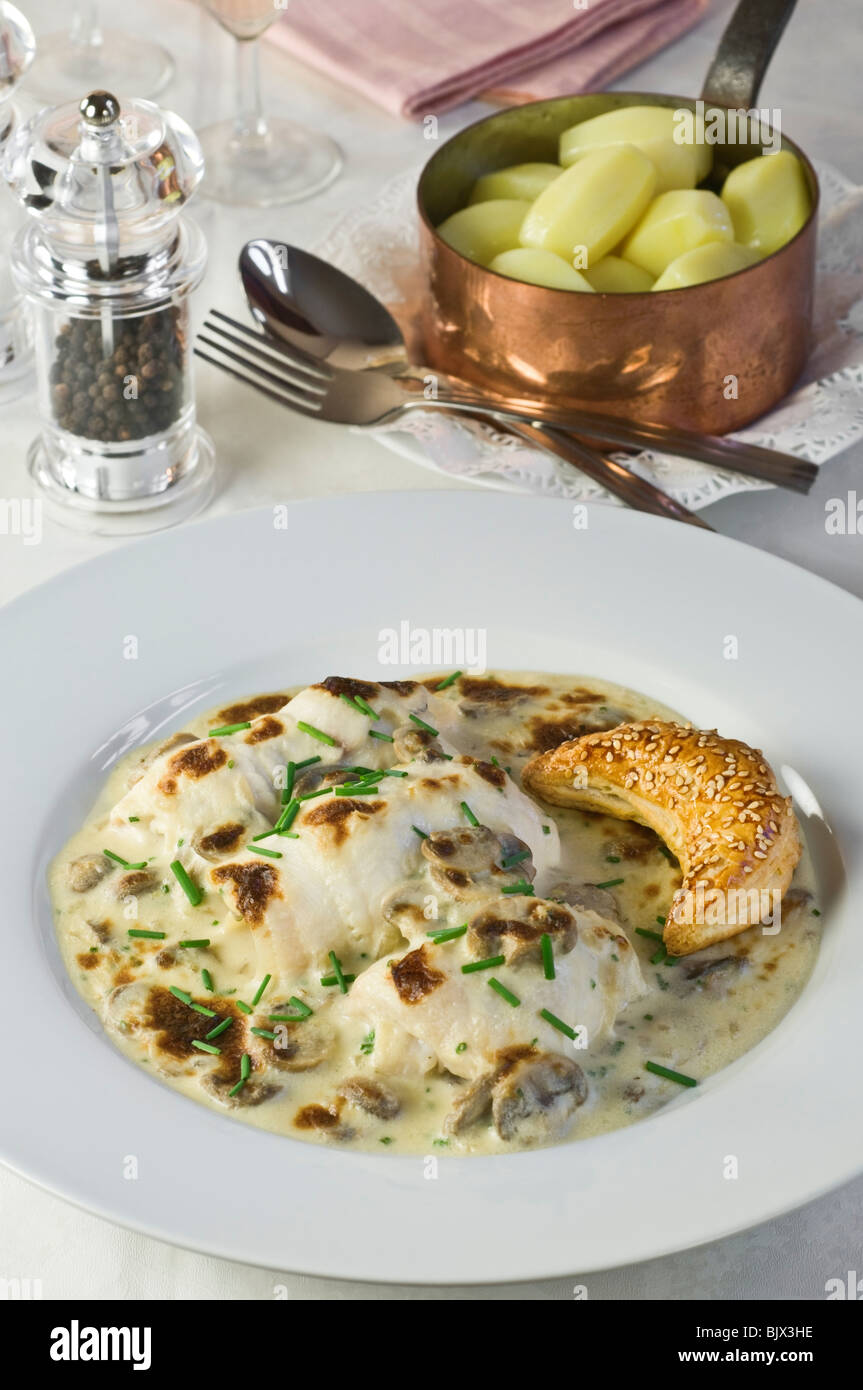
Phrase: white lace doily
[{"left": 315, "top": 162, "right": 863, "bottom": 510}]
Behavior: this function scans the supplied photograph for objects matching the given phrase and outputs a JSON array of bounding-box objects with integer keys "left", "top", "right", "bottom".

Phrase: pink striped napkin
[{"left": 268, "top": 0, "right": 710, "bottom": 120}]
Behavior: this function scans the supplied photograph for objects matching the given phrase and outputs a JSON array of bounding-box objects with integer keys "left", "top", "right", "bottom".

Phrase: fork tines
[{"left": 195, "top": 310, "right": 331, "bottom": 413}]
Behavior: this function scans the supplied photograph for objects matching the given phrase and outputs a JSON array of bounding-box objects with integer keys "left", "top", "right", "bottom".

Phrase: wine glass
[
  {"left": 198, "top": 0, "right": 341, "bottom": 207},
  {"left": 25, "top": 4, "right": 174, "bottom": 104}
]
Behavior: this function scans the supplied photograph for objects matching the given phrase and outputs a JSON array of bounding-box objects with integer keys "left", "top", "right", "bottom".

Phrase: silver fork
[{"left": 195, "top": 314, "right": 715, "bottom": 528}]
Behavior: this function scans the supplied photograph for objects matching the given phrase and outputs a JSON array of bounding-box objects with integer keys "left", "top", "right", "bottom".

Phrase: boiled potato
[
  {"left": 651, "top": 241, "right": 761, "bottom": 291},
  {"left": 621, "top": 190, "right": 734, "bottom": 278},
  {"left": 721, "top": 150, "right": 811, "bottom": 257},
  {"left": 436, "top": 199, "right": 531, "bottom": 266},
  {"left": 519, "top": 146, "right": 656, "bottom": 266},
  {"left": 469, "top": 163, "right": 563, "bottom": 205},
  {"left": 582, "top": 254, "right": 654, "bottom": 293},
  {"left": 488, "top": 248, "right": 594, "bottom": 291},
  {"left": 560, "top": 104, "right": 712, "bottom": 192}
]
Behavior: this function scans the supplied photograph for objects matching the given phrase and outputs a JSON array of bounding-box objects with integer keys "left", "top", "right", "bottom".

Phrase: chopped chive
[
  {"left": 251, "top": 1027, "right": 277, "bottom": 1041},
  {"left": 379, "top": 1137, "right": 393, "bottom": 1146},
  {"left": 427, "top": 924, "right": 468, "bottom": 943},
  {"left": 606, "top": 854, "right": 621, "bottom": 863},
  {"left": 320, "top": 972, "right": 357, "bottom": 987},
  {"left": 206, "top": 1017, "right": 233, "bottom": 1040},
  {"left": 190, "top": 1002, "right": 218, "bottom": 1018},
  {"left": 170, "top": 860, "right": 202, "bottom": 906},
  {"left": 645, "top": 1061, "right": 697, "bottom": 1088},
  {"left": 282, "top": 761, "right": 296, "bottom": 805},
  {"left": 296, "top": 755, "right": 322, "bottom": 770},
  {"left": 128, "top": 816, "right": 140, "bottom": 823},
  {"left": 455, "top": 1041, "right": 468, "bottom": 1053},
  {"left": 191, "top": 1039, "right": 221, "bottom": 1055},
  {"left": 103, "top": 849, "right": 147, "bottom": 871},
  {"left": 208, "top": 721, "right": 252, "bottom": 736},
  {"left": 251, "top": 827, "right": 281, "bottom": 841},
  {"left": 501, "top": 879, "right": 534, "bottom": 896},
  {"left": 296, "top": 720, "right": 336, "bottom": 746},
  {"left": 540, "top": 1008, "right": 577, "bottom": 1040},
  {"left": 236, "top": 1000, "right": 253, "bottom": 1015},
  {"left": 489, "top": 978, "right": 520, "bottom": 1007},
  {"left": 278, "top": 832, "right": 300, "bottom": 840},
  {"left": 334, "top": 785, "right": 382, "bottom": 796},
  {"left": 247, "top": 844, "right": 283, "bottom": 859},
  {"left": 339, "top": 692, "right": 366, "bottom": 714},
  {"left": 369, "top": 730, "right": 394, "bottom": 742},
  {"left": 635, "top": 927, "right": 664, "bottom": 943},
  {"left": 462, "top": 955, "right": 505, "bottom": 974},
  {"left": 251, "top": 974, "right": 271, "bottom": 1006},
  {"left": 359, "top": 1028, "right": 375, "bottom": 1055},
  {"left": 460, "top": 800, "right": 479, "bottom": 827},
  {"left": 161, "top": 884, "right": 170, "bottom": 894},
  {"left": 329, "top": 950, "right": 348, "bottom": 994},
  {"left": 594, "top": 877, "right": 624, "bottom": 890},
  {"left": 664, "top": 954, "right": 679, "bottom": 967},
  {"left": 656, "top": 916, "right": 666, "bottom": 926},
  {"left": 169, "top": 986, "right": 193, "bottom": 1005},
  {"left": 542, "top": 825, "right": 551, "bottom": 835},
  {"left": 650, "top": 944, "right": 668, "bottom": 965},
  {"left": 297, "top": 787, "right": 332, "bottom": 801},
  {"left": 127, "top": 928, "right": 165, "bottom": 940},
  {"left": 412, "top": 825, "right": 429, "bottom": 839},
  {"left": 229, "top": 1078, "right": 246, "bottom": 1097},
  {"left": 643, "top": 1013, "right": 654, "bottom": 1021},
  {"left": 241, "top": 1053, "right": 251, "bottom": 1080},
  {"left": 380, "top": 768, "right": 408, "bottom": 778},
  {"left": 540, "top": 932, "right": 555, "bottom": 980},
  {"left": 409, "top": 713, "right": 439, "bottom": 736},
  {"left": 227, "top": 760, "right": 235, "bottom": 769},
  {"left": 201, "top": 968, "right": 214, "bottom": 992},
  {"left": 501, "top": 848, "right": 531, "bottom": 869},
  {"left": 178, "top": 938, "right": 210, "bottom": 949},
  {"left": 285, "top": 996, "right": 313, "bottom": 1020},
  {"left": 436, "top": 670, "right": 462, "bottom": 689},
  {"left": 353, "top": 695, "right": 379, "bottom": 719}
]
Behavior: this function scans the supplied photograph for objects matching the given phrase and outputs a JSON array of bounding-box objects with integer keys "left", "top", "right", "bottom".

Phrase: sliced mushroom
[
  {"left": 116, "top": 869, "right": 159, "bottom": 898},
  {"left": 421, "top": 826, "right": 502, "bottom": 874},
  {"left": 67, "top": 853, "right": 113, "bottom": 893},
  {"left": 86, "top": 918, "right": 112, "bottom": 943},
  {"left": 293, "top": 766, "right": 355, "bottom": 797},
  {"left": 497, "top": 833, "right": 536, "bottom": 883},
  {"left": 127, "top": 731, "right": 196, "bottom": 787},
  {"left": 392, "top": 724, "right": 445, "bottom": 762},
  {"left": 547, "top": 879, "right": 621, "bottom": 922},
  {"left": 683, "top": 954, "right": 747, "bottom": 992},
  {"left": 193, "top": 821, "right": 248, "bottom": 862},
  {"left": 201, "top": 1072, "right": 280, "bottom": 1109},
  {"left": 381, "top": 882, "right": 436, "bottom": 935},
  {"left": 337, "top": 1076, "right": 400, "bottom": 1120},
  {"left": 467, "top": 895, "right": 578, "bottom": 964},
  {"left": 491, "top": 1051, "right": 587, "bottom": 1142},
  {"left": 254, "top": 1013, "right": 333, "bottom": 1071},
  {"left": 444, "top": 1074, "right": 495, "bottom": 1135}
]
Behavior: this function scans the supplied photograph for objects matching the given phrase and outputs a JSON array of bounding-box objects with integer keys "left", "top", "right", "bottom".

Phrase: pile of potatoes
[{"left": 435, "top": 105, "right": 811, "bottom": 293}]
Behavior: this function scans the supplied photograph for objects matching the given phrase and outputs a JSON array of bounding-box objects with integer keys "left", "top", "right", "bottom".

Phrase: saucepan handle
[{"left": 701, "top": 0, "right": 798, "bottom": 109}]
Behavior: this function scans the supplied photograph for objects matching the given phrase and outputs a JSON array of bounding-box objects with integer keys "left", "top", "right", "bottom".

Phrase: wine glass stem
[
  {"left": 71, "top": 4, "right": 102, "bottom": 48},
  {"left": 234, "top": 37, "right": 268, "bottom": 143}
]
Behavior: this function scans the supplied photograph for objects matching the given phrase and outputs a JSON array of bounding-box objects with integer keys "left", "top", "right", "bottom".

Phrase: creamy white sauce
[{"left": 50, "top": 672, "right": 821, "bottom": 1155}]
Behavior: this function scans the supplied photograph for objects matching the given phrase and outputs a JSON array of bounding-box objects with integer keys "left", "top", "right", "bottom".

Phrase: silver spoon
[{"left": 239, "top": 239, "right": 714, "bottom": 529}]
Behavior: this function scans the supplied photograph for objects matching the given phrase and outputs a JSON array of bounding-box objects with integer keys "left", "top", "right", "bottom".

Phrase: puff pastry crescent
[{"left": 523, "top": 721, "right": 801, "bottom": 955}]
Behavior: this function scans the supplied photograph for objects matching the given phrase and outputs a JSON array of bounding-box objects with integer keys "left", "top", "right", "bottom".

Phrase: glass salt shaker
[
  {"left": 0, "top": 2, "right": 36, "bottom": 406},
  {"left": 4, "top": 90, "right": 215, "bottom": 532}
]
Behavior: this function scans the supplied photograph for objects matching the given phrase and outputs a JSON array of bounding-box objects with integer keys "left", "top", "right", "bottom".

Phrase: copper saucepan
[{"left": 417, "top": 0, "right": 817, "bottom": 434}]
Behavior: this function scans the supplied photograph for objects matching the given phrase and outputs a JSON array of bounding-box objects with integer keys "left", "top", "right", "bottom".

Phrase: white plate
[{"left": 2, "top": 492, "right": 860, "bottom": 1284}]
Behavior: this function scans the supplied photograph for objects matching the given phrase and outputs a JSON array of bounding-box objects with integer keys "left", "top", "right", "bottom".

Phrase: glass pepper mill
[
  {"left": 0, "top": 2, "right": 36, "bottom": 406},
  {"left": 4, "top": 90, "right": 215, "bottom": 533}
]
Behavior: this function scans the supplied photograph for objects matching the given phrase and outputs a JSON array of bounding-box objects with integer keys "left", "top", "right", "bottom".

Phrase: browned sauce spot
[
  {"left": 316, "top": 675, "right": 379, "bottom": 700},
  {"left": 379, "top": 679, "right": 418, "bottom": 695},
  {"left": 643, "top": 883, "right": 660, "bottom": 900},
  {"left": 77, "top": 952, "right": 100, "bottom": 970},
  {"left": 294, "top": 1103, "right": 341, "bottom": 1130},
  {"left": 158, "top": 741, "right": 227, "bottom": 794},
  {"left": 245, "top": 716, "right": 284, "bottom": 744},
  {"left": 560, "top": 689, "right": 606, "bottom": 706},
  {"left": 303, "top": 797, "right": 383, "bottom": 847},
  {"left": 526, "top": 716, "right": 593, "bottom": 754},
  {"left": 390, "top": 946, "right": 446, "bottom": 1004},
  {"left": 438, "top": 868, "right": 470, "bottom": 890},
  {"left": 460, "top": 677, "right": 549, "bottom": 705},
  {"left": 211, "top": 862, "right": 281, "bottom": 926},
  {"left": 113, "top": 968, "right": 134, "bottom": 986},
  {"left": 470, "top": 758, "right": 506, "bottom": 789},
  {"left": 494, "top": 1043, "right": 538, "bottom": 1076},
  {"left": 199, "top": 822, "right": 246, "bottom": 855},
  {"left": 155, "top": 949, "right": 176, "bottom": 968},
  {"left": 144, "top": 987, "right": 246, "bottom": 1082},
  {"left": 217, "top": 693, "right": 289, "bottom": 723}
]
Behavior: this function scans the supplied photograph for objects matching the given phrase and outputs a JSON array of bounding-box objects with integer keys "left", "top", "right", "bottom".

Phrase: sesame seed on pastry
[{"left": 522, "top": 721, "right": 801, "bottom": 956}]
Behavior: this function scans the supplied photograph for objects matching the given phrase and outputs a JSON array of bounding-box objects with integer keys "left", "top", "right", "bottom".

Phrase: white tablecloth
[{"left": 2, "top": 0, "right": 861, "bottom": 1300}]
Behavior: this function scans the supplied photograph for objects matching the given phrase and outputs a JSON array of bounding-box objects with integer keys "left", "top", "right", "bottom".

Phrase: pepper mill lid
[{"left": 2, "top": 88, "right": 204, "bottom": 254}]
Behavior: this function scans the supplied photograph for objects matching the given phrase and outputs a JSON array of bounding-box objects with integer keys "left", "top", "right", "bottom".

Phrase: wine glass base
[
  {"left": 26, "top": 31, "right": 175, "bottom": 104},
  {"left": 28, "top": 429, "right": 216, "bottom": 537},
  {"left": 198, "top": 118, "right": 342, "bottom": 207}
]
